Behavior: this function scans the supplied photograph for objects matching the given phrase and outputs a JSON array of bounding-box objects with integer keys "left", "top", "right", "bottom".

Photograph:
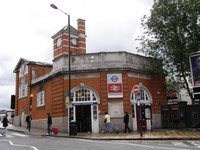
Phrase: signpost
[
  {"left": 133, "top": 84, "right": 142, "bottom": 138},
  {"left": 65, "top": 94, "right": 73, "bottom": 108}
]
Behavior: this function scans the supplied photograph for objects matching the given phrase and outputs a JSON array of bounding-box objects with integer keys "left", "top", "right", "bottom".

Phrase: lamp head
[
  {"left": 30, "top": 94, "right": 34, "bottom": 98},
  {"left": 50, "top": 4, "right": 58, "bottom": 9}
]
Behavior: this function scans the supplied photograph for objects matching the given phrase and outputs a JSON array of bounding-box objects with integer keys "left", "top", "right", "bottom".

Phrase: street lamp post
[
  {"left": 50, "top": 3, "right": 72, "bottom": 134},
  {"left": 29, "top": 94, "right": 33, "bottom": 115}
]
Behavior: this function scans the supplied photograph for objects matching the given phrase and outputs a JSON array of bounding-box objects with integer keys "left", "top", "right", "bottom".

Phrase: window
[
  {"left": 75, "top": 89, "right": 97, "bottom": 102},
  {"left": 140, "top": 89, "right": 149, "bottom": 101},
  {"left": 32, "top": 68, "right": 36, "bottom": 79},
  {"left": 19, "top": 63, "right": 28, "bottom": 78},
  {"left": 37, "top": 91, "right": 45, "bottom": 107},
  {"left": 18, "top": 77, "right": 27, "bottom": 99},
  {"left": 131, "top": 88, "right": 150, "bottom": 101},
  {"left": 131, "top": 87, "right": 151, "bottom": 104},
  {"left": 93, "top": 105, "right": 97, "bottom": 119}
]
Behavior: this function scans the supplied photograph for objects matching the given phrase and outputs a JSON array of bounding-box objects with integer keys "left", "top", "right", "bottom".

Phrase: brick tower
[{"left": 51, "top": 19, "right": 86, "bottom": 60}]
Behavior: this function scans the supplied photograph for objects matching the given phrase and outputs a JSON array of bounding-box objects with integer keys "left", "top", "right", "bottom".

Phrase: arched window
[
  {"left": 74, "top": 88, "right": 98, "bottom": 103},
  {"left": 131, "top": 87, "right": 152, "bottom": 104}
]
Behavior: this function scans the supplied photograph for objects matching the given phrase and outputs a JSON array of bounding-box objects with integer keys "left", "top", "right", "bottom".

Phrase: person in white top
[{"left": 102, "top": 112, "right": 112, "bottom": 133}]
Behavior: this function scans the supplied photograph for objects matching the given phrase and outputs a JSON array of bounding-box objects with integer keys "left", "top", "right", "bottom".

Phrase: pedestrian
[
  {"left": 102, "top": 112, "right": 112, "bottom": 134},
  {"left": 47, "top": 113, "right": 52, "bottom": 135},
  {"left": 25, "top": 114, "right": 31, "bottom": 132},
  {"left": 123, "top": 112, "right": 131, "bottom": 133},
  {"left": 1, "top": 114, "right": 9, "bottom": 137}
]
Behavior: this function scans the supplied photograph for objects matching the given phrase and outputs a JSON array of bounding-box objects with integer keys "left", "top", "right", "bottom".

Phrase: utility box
[{"left": 69, "top": 122, "right": 77, "bottom": 136}]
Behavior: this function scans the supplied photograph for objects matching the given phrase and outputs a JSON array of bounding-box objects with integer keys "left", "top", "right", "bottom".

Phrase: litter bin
[{"left": 69, "top": 122, "right": 77, "bottom": 136}]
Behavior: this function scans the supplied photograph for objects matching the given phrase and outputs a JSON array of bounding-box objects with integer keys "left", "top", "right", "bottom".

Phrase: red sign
[
  {"left": 108, "top": 84, "right": 123, "bottom": 93},
  {"left": 133, "top": 85, "right": 140, "bottom": 95}
]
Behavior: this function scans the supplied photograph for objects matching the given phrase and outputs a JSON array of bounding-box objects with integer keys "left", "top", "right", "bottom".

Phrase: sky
[{"left": 0, "top": 0, "right": 154, "bottom": 110}]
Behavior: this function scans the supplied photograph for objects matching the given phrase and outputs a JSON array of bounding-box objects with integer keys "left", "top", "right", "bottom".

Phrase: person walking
[
  {"left": 1, "top": 114, "right": 9, "bottom": 137},
  {"left": 123, "top": 112, "right": 131, "bottom": 133},
  {"left": 47, "top": 113, "right": 52, "bottom": 135},
  {"left": 25, "top": 114, "right": 31, "bottom": 132},
  {"left": 102, "top": 112, "right": 112, "bottom": 134}
]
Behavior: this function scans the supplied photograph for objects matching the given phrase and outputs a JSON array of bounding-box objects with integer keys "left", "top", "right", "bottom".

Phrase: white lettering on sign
[{"left": 133, "top": 85, "right": 140, "bottom": 95}]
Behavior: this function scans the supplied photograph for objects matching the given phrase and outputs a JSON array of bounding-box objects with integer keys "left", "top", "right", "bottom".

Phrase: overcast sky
[{"left": 0, "top": 0, "right": 153, "bottom": 110}]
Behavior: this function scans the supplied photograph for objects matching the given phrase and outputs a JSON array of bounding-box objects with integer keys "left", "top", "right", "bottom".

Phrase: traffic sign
[
  {"left": 65, "top": 97, "right": 73, "bottom": 108},
  {"left": 65, "top": 102, "right": 73, "bottom": 108},
  {"left": 64, "top": 92, "right": 74, "bottom": 98},
  {"left": 133, "top": 85, "right": 140, "bottom": 95}
]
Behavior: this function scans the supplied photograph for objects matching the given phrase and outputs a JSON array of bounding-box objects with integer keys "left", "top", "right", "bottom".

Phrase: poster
[{"left": 189, "top": 53, "right": 200, "bottom": 87}]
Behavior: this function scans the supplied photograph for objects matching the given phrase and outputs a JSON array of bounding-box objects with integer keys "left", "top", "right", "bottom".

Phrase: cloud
[{"left": 0, "top": 0, "right": 153, "bottom": 110}]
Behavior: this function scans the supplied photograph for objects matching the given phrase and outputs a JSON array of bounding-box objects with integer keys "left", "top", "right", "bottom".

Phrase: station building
[{"left": 13, "top": 19, "right": 167, "bottom": 133}]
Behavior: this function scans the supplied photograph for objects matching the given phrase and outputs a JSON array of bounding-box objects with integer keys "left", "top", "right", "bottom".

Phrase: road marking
[
  {"left": 172, "top": 142, "right": 189, "bottom": 147},
  {"left": 0, "top": 133, "right": 29, "bottom": 138},
  {"left": 11, "top": 133, "right": 29, "bottom": 137},
  {"left": 0, "top": 140, "right": 39, "bottom": 150},
  {"left": 78, "top": 139, "right": 191, "bottom": 150}
]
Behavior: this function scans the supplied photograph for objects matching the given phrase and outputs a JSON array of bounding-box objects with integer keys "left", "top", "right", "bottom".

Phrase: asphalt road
[{"left": 0, "top": 130, "right": 200, "bottom": 150}]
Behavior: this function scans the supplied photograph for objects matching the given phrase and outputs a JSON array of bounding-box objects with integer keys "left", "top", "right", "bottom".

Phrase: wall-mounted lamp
[{"left": 30, "top": 94, "right": 34, "bottom": 98}]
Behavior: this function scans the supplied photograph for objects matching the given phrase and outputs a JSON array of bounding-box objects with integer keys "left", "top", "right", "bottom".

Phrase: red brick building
[{"left": 13, "top": 19, "right": 167, "bottom": 133}]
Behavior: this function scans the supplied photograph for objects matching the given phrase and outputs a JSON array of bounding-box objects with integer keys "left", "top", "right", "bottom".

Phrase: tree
[{"left": 136, "top": 0, "right": 200, "bottom": 103}]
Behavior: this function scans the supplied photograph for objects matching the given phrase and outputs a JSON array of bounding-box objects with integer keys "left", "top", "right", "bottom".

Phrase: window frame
[{"left": 37, "top": 91, "right": 45, "bottom": 107}]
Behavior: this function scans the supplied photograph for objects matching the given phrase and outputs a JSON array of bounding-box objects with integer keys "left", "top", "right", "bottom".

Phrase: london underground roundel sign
[{"left": 133, "top": 85, "right": 140, "bottom": 95}]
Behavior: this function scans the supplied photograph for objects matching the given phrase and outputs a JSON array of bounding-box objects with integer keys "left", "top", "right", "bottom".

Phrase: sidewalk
[{"left": 1, "top": 124, "right": 200, "bottom": 140}]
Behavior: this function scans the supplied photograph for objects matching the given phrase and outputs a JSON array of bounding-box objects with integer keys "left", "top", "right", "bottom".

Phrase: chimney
[
  {"left": 77, "top": 19, "right": 86, "bottom": 54},
  {"left": 77, "top": 19, "right": 85, "bottom": 35}
]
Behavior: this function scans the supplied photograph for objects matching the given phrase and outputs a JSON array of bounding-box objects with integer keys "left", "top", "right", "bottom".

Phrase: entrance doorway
[
  {"left": 72, "top": 87, "right": 100, "bottom": 133},
  {"left": 76, "top": 105, "right": 91, "bottom": 132},
  {"left": 130, "top": 85, "right": 152, "bottom": 131}
]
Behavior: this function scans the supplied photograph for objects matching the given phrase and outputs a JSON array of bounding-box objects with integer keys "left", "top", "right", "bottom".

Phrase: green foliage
[
  {"left": 149, "top": 57, "right": 166, "bottom": 75},
  {"left": 136, "top": 0, "right": 200, "bottom": 101},
  {"left": 166, "top": 76, "right": 185, "bottom": 92}
]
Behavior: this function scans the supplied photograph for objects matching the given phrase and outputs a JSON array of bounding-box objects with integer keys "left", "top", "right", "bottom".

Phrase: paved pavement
[{"left": 1, "top": 124, "right": 200, "bottom": 140}]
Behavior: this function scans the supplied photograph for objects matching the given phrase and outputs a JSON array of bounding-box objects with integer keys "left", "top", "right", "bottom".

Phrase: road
[{"left": 0, "top": 130, "right": 200, "bottom": 150}]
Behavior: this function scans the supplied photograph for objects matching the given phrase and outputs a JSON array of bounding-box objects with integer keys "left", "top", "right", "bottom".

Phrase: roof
[
  {"left": 51, "top": 25, "right": 79, "bottom": 39},
  {"left": 13, "top": 58, "right": 52, "bottom": 73}
]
